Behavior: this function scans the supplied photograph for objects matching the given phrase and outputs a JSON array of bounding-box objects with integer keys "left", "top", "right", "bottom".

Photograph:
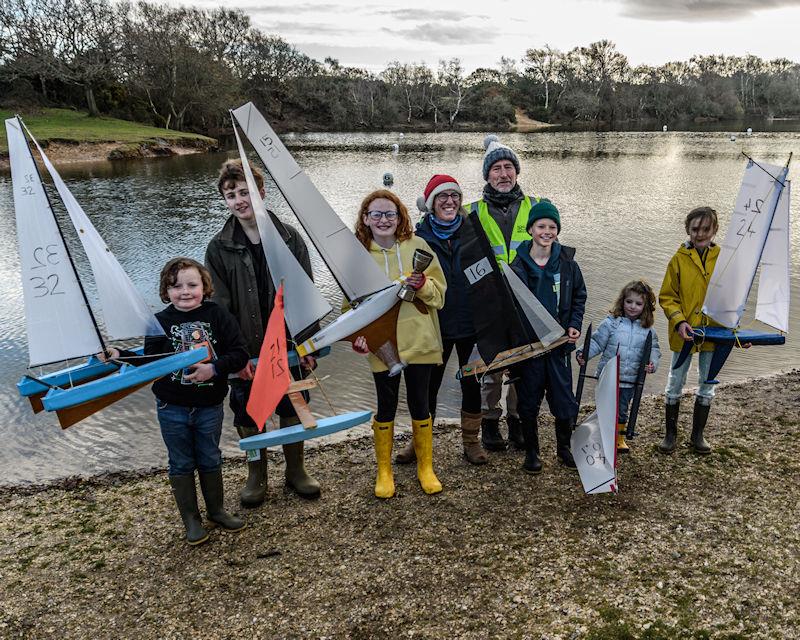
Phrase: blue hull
[
  {"left": 673, "top": 327, "right": 785, "bottom": 384},
  {"left": 238, "top": 410, "right": 373, "bottom": 449},
  {"left": 41, "top": 348, "right": 209, "bottom": 411}
]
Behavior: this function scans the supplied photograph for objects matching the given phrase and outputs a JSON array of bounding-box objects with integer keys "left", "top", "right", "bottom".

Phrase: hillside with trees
[{"left": 2, "top": 0, "right": 799, "bottom": 135}]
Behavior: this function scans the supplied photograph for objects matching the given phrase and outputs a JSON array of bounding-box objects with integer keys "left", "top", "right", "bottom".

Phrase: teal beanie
[{"left": 527, "top": 199, "right": 561, "bottom": 233}]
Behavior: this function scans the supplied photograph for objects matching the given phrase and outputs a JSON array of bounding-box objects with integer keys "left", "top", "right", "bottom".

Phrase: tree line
[{"left": 2, "top": 0, "right": 799, "bottom": 134}]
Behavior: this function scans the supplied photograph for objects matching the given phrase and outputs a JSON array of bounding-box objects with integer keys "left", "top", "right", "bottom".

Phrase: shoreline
[{"left": 2, "top": 370, "right": 798, "bottom": 637}]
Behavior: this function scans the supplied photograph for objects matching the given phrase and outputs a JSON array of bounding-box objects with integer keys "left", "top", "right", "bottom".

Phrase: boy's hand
[
  {"left": 98, "top": 348, "right": 120, "bottom": 363},
  {"left": 645, "top": 362, "right": 655, "bottom": 373},
  {"left": 566, "top": 327, "right": 580, "bottom": 344},
  {"left": 237, "top": 360, "right": 256, "bottom": 381},
  {"left": 300, "top": 355, "right": 317, "bottom": 371},
  {"left": 677, "top": 321, "right": 694, "bottom": 341},
  {"left": 352, "top": 336, "right": 370, "bottom": 355},
  {"left": 185, "top": 362, "right": 215, "bottom": 383}
]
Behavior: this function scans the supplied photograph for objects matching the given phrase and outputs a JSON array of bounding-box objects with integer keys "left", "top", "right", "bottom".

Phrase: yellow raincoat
[{"left": 659, "top": 242, "right": 721, "bottom": 353}]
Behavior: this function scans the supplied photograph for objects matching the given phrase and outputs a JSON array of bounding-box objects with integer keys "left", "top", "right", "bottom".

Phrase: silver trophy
[{"left": 397, "top": 249, "right": 434, "bottom": 302}]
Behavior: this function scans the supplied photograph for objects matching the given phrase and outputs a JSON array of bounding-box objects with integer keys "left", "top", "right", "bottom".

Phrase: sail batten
[
  {"left": 6, "top": 117, "right": 103, "bottom": 366},
  {"left": 21, "top": 122, "right": 163, "bottom": 341},
  {"left": 231, "top": 119, "right": 332, "bottom": 339},
  {"left": 231, "top": 102, "right": 391, "bottom": 303}
]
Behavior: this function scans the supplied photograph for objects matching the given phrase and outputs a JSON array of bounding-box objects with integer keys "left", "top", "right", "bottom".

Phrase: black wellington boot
[
  {"left": 555, "top": 419, "right": 576, "bottom": 468},
  {"left": 481, "top": 417, "right": 507, "bottom": 451},
  {"left": 169, "top": 474, "right": 209, "bottom": 546},
  {"left": 690, "top": 399, "right": 712, "bottom": 455},
  {"left": 659, "top": 402, "right": 680, "bottom": 454},
  {"left": 507, "top": 415, "right": 525, "bottom": 451},
  {"left": 520, "top": 418, "right": 542, "bottom": 474},
  {"left": 199, "top": 470, "right": 247, "bottom": 532}
]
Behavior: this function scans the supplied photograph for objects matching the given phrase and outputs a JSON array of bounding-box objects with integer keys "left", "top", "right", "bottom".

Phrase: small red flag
[{"left": 247, "top": 284, "right": 291, "bottom": 432}]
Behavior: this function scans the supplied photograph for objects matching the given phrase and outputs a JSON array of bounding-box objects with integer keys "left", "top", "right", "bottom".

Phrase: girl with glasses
[{"left": 351, "top": 189, "right": 447, "bottom": 499}]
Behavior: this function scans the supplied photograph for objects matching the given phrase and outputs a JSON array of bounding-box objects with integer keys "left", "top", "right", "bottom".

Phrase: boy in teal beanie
[{"left": 527, "top": 199, "right": 561, "bottom": 233}]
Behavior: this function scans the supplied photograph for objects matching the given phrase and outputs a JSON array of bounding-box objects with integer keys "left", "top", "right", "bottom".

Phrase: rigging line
[
  {"left": 17, "top": 116, "right": 109, "bottom": 356},
  {"left": 741, "top": 151, "right": 792, "bottom": 186}
]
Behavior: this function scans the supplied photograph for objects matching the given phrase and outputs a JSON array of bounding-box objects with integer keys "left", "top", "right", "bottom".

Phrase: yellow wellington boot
[
  {"left": 372, "top": 420, "right": 395, "bottom": 499},
  {"left": 412, "top": 416, "right": 442, "bottom": 495},
  {"left": 616, "top": 423, "right": 630, "bottom": 454}
]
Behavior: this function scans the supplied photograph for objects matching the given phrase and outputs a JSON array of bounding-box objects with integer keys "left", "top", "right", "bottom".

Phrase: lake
[{"left": 1, "top": 129, "right": 798, "bottom": 485}]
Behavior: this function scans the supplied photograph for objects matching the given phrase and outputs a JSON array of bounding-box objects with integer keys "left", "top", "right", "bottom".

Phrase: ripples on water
[{"left": 1, "top": 130, "right": 798, "bottom": 484}]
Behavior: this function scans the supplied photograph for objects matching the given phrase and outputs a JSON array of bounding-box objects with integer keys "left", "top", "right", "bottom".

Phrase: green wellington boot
[
  {"left": 659, "top": 402, "right": 680, "bottom": 454},
  {"left": 169, "top": 474, "right": 209, "bottom": 546},
  {"left": 236, "top": 424, "right": 268, "bottom": 507},
  {"left": 281, "top": 417, "right": 321, "bottom": 499},
  {"left": 199, "top": 470, "right": 246, "bottom": 532},
  {"left": 690, "top": 399, "right": 712, "bottom": 455}
]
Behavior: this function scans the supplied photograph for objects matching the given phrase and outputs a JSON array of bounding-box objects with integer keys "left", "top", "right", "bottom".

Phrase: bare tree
[{"left": 524, "top": 45, "right": 560, "bottom": 109}]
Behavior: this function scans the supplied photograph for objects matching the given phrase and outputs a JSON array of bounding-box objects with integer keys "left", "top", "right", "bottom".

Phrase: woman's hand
[
  {"left": 567, "top": 327, "right": 581, "bottom": 344},
  {"left": 98, "top": 347, "right": 120, "bottom": 363},
  {"left": 677, "top": 321, "right": 694, "bottom": 341},
  {"left": 352, "top": 336, "right": 370, "bottom": 355},
  {"left": 184, "top": 362, "right": 215, "bottom": 383},
  {"left": 404, "top": 272, "right": 426, "bottom": 290}
]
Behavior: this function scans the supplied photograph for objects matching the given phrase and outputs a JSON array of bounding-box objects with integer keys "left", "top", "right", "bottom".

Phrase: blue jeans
[
  {"left": 157, "top": 401, "right": 224, "bottom": 476},
  {"left": 665, "top": 350, "right": 716, "bottom": 405},
  {"left": 618, "top": 386, "right": 635, "bottom": 424}
]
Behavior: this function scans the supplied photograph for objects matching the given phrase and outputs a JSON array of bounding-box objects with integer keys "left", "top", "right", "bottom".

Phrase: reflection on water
[{"left": 1, "top": 130, "right": 798, "bottom": 484}]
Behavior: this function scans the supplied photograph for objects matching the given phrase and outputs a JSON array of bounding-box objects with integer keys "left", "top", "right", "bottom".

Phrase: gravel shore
[{"left": 2, "top": 370, "right": 799, "bottom": 639}]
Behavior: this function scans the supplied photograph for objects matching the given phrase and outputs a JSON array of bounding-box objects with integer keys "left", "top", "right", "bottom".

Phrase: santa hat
[
  {"left": 482, "top": 134, "right": 520, "bottom": 180},
  {"left": 416, "top": 174, "right": 462, "bottom": 212}
]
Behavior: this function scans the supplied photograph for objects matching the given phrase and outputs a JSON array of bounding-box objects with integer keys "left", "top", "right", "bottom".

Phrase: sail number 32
[{"left": 28, "top": 244, "right": 64, "bottom": 297}]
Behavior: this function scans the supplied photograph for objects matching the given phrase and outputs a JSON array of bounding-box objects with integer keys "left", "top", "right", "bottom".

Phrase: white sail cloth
[
  {"left": 6, "top": 117, "right": 102, "bottom": 366},
  {"left": 231, "top": 102, "right": 392, "bottom": 304},
  {"left": 571, "top": 354, "right": 619, "bottom": 495},
  {"left": 755, "top": 181, "right": 791, "bottom": 333},
  {"left": 703, "top": 159, "right": 790, "bottom": 330},
  {"left": 231, "top": 118, "right": 332, "bottom": 340},
  {"left": 22, "top": 122, "right": 164, "bottom": 342},
  {"left": 500, "top": 262, "right": 565, "bottom": 347}
]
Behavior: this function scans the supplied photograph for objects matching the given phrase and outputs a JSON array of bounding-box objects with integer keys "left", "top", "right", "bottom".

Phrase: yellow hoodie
[{"left": 355, "top": 236, "right": 446, "bottom": 372}]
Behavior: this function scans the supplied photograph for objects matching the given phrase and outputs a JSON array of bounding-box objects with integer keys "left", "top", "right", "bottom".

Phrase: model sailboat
[
  {"left": 8, "top": 116, "right": 208, "bottom": 428},
  {"left": 673, "top": 154, "right": 791, "bottom": 383},
  {"left": 228, "top": 113, "right": 372, "bottom": 446},
  {"left": 230, "top": 102, "right": 408, "bottom": 375}
]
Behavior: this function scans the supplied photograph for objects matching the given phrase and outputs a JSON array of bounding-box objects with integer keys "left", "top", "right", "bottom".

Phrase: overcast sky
[{"left": 184, "top": 0, "right": 800, "bottom": 73}]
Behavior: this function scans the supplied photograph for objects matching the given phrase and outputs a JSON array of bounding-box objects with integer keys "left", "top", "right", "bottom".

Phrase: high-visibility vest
[{"left": 466, "top": 195, "right": 540, "bottom": 265}]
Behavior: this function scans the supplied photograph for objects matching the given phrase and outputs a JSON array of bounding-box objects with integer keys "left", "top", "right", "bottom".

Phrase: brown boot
[
  {"left": 394, "top": 434, "right": 416, "bottom": 464},
  {"left": 461, "top": 411, "right": 488, "bottom": 465}
]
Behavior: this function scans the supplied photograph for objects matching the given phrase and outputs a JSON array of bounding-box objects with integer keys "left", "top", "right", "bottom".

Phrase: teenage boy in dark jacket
[
  {"left": 205, "top": 160, "right": 320, "bottom": 506},
  {"left": 509, "top": 200, "right": 586, "bottom": 474}
]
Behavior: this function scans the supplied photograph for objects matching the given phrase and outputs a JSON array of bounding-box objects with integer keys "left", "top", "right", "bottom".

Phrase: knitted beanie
[
  {"left": 416, "top": 174, "right": 462, "bottom": 212},
  {"left": 526, "top": 199, "right": 561, "bottom": 233},
  {"left": 482, "top": 134, "right": 521, "bottom": 180}
]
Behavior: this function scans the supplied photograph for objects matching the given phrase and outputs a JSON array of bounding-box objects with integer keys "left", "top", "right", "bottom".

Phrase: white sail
[
  {"left": 500, "top": 262, "right": 565, "bottom": 346},
  {"left": 6, "top": 117, "right": 103, "bottom": 366},
  {"left": 232, "top": 119, "right": 332, "bottom": 339},
  {"left": 231, "top": 102, "right": 392, "bottom": 303},
  {"left": 22, "top": 124, "right": 164, "bottom": 340},
  {"left": 755, "top": 181, "right": 791, "bottom": 332},
  {"left": 703, "top": 159, "right": 790, "bottom": 329},
  {"left": 571, "top": 354, "right": 618, "bottom": 495}
]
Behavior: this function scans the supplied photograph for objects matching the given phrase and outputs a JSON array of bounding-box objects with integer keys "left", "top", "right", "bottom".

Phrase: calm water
[{"left": 1, "top": 130, "right": 798, "bottom": 485}]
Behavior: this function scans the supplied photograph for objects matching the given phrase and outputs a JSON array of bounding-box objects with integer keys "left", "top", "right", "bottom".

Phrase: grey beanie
[{"left": 482, "top": 134, "right": 521, "bottom": 180}]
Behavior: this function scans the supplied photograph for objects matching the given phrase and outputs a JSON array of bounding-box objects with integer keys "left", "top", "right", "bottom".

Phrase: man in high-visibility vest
[{"left": 463, "top": 135, "right": 541, "bottom": 452}]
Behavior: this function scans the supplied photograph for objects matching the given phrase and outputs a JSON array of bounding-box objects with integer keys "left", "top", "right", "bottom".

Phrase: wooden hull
[
  {"left": 458, "top": 336, "right": 570, "bottom": 378},
  {"left": 238, "top": 410, "right": 373, "bottom": 449}
]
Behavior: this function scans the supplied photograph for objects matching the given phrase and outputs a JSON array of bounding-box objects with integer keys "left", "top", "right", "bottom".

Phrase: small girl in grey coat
[{"left": 577, "top": 280, "right": 661, "bottom": 453}]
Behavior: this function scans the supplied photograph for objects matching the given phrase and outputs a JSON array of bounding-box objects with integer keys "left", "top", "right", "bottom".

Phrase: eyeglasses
[
  {"left": 435, "top": 192, "right": 461, "bottom": 202},
  {"left": 366, "top": 210, "right": 398, "bottom": 221}
]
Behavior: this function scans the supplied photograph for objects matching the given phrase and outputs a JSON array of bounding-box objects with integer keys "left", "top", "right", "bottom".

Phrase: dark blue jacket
[
  {"left": 415, "top": 215, "right": 475, "bottom": 340},
  {"left": 509, "top": 240, "right": 587, "bottom": 354}
]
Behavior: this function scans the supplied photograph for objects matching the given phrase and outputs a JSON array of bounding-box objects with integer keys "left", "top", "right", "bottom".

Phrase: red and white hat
[{"left": 417, "top": 174, "right": 462, "bottom": 212}]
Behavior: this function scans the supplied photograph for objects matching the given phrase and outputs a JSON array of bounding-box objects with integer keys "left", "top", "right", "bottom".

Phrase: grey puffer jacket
[{"left": 580, "top": 315, "right": 661, "bottom": 388}]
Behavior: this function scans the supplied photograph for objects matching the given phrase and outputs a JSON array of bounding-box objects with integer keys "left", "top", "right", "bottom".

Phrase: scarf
[
  {"left": 482, "top": 183, "right": 524, "bottom": 208},
  {"left": 428, "top": 213, "right": 463, "bottom": 240}
]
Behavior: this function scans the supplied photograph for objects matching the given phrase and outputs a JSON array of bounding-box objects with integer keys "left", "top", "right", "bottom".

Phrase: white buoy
[
  {"left": 746, "top": 127, "right": 753, "bottom": 136},
  {"left": 730, "top": 135, "right": 736, "bottom": 142},
  {"left": 662, "top": 125, "right": 668, "bottom": 132},
  {"left": 398, "top": 133, "right": 405, "bottom": 139}
]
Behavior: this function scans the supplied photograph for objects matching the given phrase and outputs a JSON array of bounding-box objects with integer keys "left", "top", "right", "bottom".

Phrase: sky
[{"left": 182, "top": 0, "right": 800, "bottom": 73}]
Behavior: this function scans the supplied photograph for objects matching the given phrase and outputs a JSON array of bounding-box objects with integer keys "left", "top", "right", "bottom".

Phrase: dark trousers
[
  {"left": 229, "top": 362, "right": 307, "bottom": 430},
  {"left": 428, "top": 337, "right": 482, "bottom": 418},
  {"left": 373, "top": 364, "right": 432, "bottom": 422},
  {"left": 513, "top": 351, "right": 578, "bottom": 422}
]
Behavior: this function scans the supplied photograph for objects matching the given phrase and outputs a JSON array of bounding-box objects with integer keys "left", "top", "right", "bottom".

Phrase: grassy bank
[
  {"left": 0, "top": 108, "right": 216, "bottom": 156},
  {"left": 1, "top": 370, "right": 799, "bottom": 639}
]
